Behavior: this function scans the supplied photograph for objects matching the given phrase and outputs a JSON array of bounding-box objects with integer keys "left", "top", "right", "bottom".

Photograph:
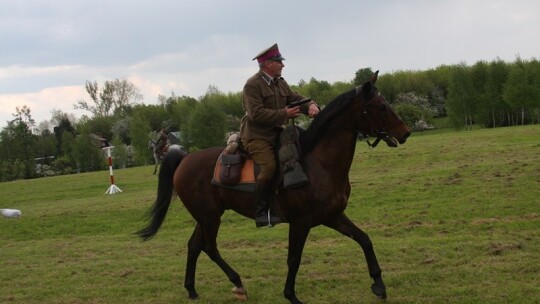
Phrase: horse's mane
[{"left": 299, "top": 88, "right": 357, "bottom": 154}]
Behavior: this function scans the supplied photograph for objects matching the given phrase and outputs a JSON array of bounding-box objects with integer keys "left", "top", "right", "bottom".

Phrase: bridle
[{"left": 353, "top": 86, "right": 403, "bottom": 148}]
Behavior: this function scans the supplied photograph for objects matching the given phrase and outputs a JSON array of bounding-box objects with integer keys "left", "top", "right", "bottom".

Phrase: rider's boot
[{"left": 254, "top": 181, "right": 282, "bottom": 228}]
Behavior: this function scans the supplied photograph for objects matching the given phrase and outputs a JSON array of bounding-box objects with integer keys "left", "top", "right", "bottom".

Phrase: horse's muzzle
[
  {"left": 383, "top": 131, "right": 410, "bottom": 147},
  {"left": 398, "top": 132, "right": 410, "bottom": 144}
]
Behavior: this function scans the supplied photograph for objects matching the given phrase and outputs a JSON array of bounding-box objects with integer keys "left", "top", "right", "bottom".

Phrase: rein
[
  {"left": 359, "top": 114, "right": 402, "bottom": 148},
  {"left": 362, "top": 133, "right": 387, "bottom": 148},
  {"left": 350, "top": 87, "right": 402, "bottom": 148}
]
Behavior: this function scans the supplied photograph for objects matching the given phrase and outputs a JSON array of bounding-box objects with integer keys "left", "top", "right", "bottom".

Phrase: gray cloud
[{"left": 1, "top": 0, "right": 539, "bottom": 127}]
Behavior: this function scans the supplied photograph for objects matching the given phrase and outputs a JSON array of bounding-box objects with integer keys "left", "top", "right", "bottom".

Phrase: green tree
[
  {"left": 394, "top": 103, "right": 433, "bottom": 129},
  {"left": 503, "top": 57, "right": 539, "bottom": 125},
  {"left": 1, "top": 106, "right": 38, "bottom": 179},
  {"left": 395, "top": 92, "right": 436, "bottom": 116},
  {"left": 111, "top": 135, "right": 128, "bottom": 169},
  {"left": 111, "top": 117, "right": 131, "bottom": 145},
  {"left": 131, "top": 103, "right": 169, "bottom": 132},
  {"left": 377, "top": 73, "right": 400, "bottom": 103},
  {"left": 200, "top": 87, "right": 243, "bottom": 133},
  {"left": 186, "top": 101, "right": 226, "bottom": 150},
  {"left": 73, "top": 132, "right": 106, "bottom": 172},
  {"left": 128, "top": 111, "right": 153, "bottom": 166},
  {"left": 53, "top": 111, "right": 76, "bottom": 156},
  {"left": 470, "top": 60, "right": 490, "bottom": 127},
  {"left": 56, "top": 131, "right": 76, "bottom": 173},
  {"left": 34, "top": 129, "right": 57, "bottom": 168},
  {"left": 446, "top": 64, "right": 475, "bottom": 129},
  {"left": 169, "top": 96, "right": 197, "bottom": 148},
  {"left": 353, "top": 67, "right": 374, "bottom": 86},
  {"left": 428, "top": 65, "right": 452, "bottom": 98},
  {"left": 529, "top": 58, "right": 540, "bottom": 123},
  {"left": 484, "top": 59, "right": 510, "bottom": 127},
  {"left": 77, "top": 116, "right": 115, "bottom": 142},
  {"left": 292, "top": 77, "right": 334, "bottom": 107}
]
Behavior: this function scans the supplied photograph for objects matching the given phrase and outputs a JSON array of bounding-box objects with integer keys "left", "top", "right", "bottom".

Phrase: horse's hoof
[
  {"left": 371, "top": 283, "right": 387, "bottom": 300},
  {"left": 187, "top": 291, "right": 199, "bottom": 300},
  {"left": 284, "top": 293, "right": 303, "bottom": 304},
  {"left": 232, "top": 287, "right": 248, "bottom": 301}
]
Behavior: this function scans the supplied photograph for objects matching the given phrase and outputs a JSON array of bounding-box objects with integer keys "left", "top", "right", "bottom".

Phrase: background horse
[
  {"left": 148, "top": 138, "right": 184, "bottom": 174},
  {"left": 137, "top": 72, "right": 411, "bottom": 303}
]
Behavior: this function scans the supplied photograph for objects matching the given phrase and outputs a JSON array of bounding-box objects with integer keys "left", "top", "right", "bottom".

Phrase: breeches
[{"left": 241, "top": 138, "right": 276, "bottom": 182}]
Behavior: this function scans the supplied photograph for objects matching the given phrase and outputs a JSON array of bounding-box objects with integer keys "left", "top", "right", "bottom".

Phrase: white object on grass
[{"left": 1, "top": 209, "right": 22, "bottom": 218}]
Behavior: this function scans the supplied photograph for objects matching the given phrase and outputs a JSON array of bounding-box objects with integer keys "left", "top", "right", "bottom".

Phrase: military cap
[{"left": 252, "top": 43, "right": 285, "bottom": 63}]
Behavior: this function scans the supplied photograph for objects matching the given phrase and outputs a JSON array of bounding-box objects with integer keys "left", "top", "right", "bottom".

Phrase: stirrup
[
  {"left": 266, "top": 211, "right": 274, "bottom": 227},
  {"left": 256, "top": 210, "right": 281, "bottom": 228}
]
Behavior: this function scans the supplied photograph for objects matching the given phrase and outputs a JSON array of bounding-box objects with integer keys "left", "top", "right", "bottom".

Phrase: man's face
[{"left": 266, "top": 60, "right": 284, "bottom": 78}]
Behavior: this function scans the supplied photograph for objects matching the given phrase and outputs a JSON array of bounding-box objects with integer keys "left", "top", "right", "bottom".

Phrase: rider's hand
[
  {"left": 286, "top": 106, "right": 300, "bottom": 118},
  {"left": 308, "top": 103, "right": 320, "bottom": 118}
]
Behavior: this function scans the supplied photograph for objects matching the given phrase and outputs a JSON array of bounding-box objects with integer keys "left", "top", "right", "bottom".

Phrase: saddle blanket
[{"left": 211, "top": 156, "right": 256, "bottom": 192}]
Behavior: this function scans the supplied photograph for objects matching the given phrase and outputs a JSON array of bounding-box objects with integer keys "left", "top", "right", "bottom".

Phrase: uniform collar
[{"left": 260, "top": 71, "right": 279, "bottom": 86}]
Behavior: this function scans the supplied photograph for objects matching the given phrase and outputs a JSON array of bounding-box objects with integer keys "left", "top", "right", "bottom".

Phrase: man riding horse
[
  {"left": 154, "top": 129, "right": 169, "bottom": 155},
  {"left": 240, "top": 43, "right": 320, "bottom": 227}
]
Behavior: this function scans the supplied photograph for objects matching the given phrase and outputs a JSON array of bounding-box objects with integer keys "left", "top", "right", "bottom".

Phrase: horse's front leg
[
  {"left": 324, "top": 213, "right": 387, "bottom": 300},
  {"left": 284, "top": 222, "right": 311, "bottom": 304}
]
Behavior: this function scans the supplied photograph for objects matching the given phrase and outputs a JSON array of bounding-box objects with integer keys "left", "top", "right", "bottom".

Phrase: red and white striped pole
[{"left": 104, "top": 146, "right": 122, "bottom": 194}]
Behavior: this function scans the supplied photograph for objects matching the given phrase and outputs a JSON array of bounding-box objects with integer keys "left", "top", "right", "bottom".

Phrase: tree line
[{"left": 0, "top": 56, "right": 538, "bottom": 182}]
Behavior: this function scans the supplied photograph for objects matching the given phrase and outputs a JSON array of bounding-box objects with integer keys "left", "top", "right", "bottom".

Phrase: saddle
[
  {"left": 211, "top": 128, "right": 309, "bottom": 192},
  {"left": 211, "top": 134, "right": 256, "bottom": 192},
  {"left": 160, "top": 144, "right": 169, "bottom": 155}
]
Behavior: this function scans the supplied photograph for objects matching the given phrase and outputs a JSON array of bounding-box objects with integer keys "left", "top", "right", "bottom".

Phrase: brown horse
[{"left": 137, "top": 71, "right": 411, "bottom": 304}]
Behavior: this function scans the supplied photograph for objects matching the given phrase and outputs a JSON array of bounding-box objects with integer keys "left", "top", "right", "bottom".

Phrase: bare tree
[{"left": 75, "top": 78, "right": 143, "bottom": 117}]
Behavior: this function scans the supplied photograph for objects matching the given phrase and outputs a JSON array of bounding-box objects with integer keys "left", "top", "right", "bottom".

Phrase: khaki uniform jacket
[{"left": 240, "top": 70, "right": 312, "bottom": 145}]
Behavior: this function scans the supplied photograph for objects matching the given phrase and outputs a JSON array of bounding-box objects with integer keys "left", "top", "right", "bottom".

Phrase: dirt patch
[
  {"left": 444, "top": 173, "right": 462, "bottom": 185},
  {"left": 489, "top": 242, "right": 523, "bottom": 255}
]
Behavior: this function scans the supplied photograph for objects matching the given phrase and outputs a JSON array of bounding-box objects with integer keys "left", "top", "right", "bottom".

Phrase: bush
[
  {"left": 51, "top": 156, "right": 76, "bottom": 175},
  {"left": 35, "top": 164, "right": 56, "bottom": 177},
  {"left": 0, "top": 159, "right": 25, "bottom": 181},
  {"left": 394, "top": 103, "right": 434, "bottom": 129},
  {"left": 412, "top": 119, "right": 435, "bottom": 132}
]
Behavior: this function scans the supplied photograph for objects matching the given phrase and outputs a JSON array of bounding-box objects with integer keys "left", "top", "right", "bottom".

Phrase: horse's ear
[
  {"left": 370, "top": 70, "right": 379, "bottom": 84},
  {"left": 358, "top": 70, "right": 379, "bottom": 96}
]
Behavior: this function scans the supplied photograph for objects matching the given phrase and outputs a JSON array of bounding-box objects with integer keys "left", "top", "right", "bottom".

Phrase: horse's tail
[{"left": 136, "top": 148, "right": 187, "bottom": 241}]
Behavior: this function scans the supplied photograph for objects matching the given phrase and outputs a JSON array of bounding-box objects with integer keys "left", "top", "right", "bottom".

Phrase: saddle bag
[
  {"left": 279, "top": 125, "right": 309, "bottom": 189},
  {"left": 219, "top": 153, "right": 244, "bottom": 185}
]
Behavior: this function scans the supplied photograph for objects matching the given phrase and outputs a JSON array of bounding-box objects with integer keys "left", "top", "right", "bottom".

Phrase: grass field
[{"left": 1, "top": 125, "right": 539, "bottom": 304}]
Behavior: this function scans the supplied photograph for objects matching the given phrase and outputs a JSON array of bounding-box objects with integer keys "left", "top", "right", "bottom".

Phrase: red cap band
[{"left": 257, "top": 49, "right": 282, "bottom": 63}]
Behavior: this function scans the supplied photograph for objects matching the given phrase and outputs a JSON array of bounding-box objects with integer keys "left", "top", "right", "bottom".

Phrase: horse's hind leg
[
  {"left": 152, "top": 152, "right": 161, "bottom": 175},
  {"left": 186, "top": 222, "right": 247, "bottom": 300},
  {"left": 201, "top": 219, "right": 247, "bottom": 300},
  {"left": 324, "top": 213, "right": 387, "bottom": 300},
  {"left": 153, "top": 157, "right": 159, "bottom": 174},
  {"left": 184, "top": 224, "right": 203, "bottom": 299}
]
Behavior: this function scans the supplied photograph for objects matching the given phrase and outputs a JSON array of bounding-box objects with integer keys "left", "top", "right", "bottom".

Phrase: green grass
[{"left": 1, "top": 125, "right": 539, "bottom": 303}]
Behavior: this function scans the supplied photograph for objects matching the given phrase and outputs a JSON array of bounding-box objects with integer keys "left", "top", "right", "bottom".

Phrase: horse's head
[{"left": 355, "top": 71, "right": 410, "bottom": 147}]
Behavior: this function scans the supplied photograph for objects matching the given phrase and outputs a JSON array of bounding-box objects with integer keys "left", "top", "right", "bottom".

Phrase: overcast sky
[{"left": 1, "top": 0, "right": 538, "bottom": 129}]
